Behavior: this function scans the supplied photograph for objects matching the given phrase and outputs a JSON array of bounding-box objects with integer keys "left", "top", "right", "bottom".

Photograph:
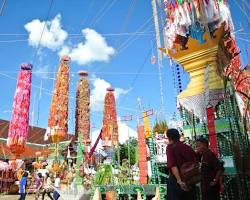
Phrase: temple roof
[{"left": 0, "top": 119, "right": 75, "bottom": 159}]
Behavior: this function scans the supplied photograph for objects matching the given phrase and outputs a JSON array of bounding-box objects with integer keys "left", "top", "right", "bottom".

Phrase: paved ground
[{"left": 0, "top": 194, "right": 55, "bottom": 200}]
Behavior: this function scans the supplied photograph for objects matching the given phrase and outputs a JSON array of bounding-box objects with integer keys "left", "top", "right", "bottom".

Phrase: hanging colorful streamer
[
  {"left": 47, "top": 56, "right": 70, "bottom": 143},
  {"left": 75, "top": 71, "right": 90, "bottom": 147},
  {"left": 101, "top": 87, "right": 119, "bottom": 147},
  {"left": 7, "top": 63, "right": 32, "bottom": 157},
  {"left": 163, "top": 0, "right": 234, "bottom": 49}
]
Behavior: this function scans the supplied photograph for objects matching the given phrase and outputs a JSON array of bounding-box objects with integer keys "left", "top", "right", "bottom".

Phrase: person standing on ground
[
  {"left": 196, "top": 138, "right": 223, "bottom": 200},
  {"left": 35, "top": 173, "right": 44, "bottom": 200},
  {"left": 166, "top": 128, "right": 197, "bottom": 200},
  {"left": 53, "top": 173, "right": 61, "bottom": 200},
  {"left": 42, "top": 172, "right": 53, "bottom": 200},
  {"left": 18, "top": 171, "right": 28, "bottom": 200}
]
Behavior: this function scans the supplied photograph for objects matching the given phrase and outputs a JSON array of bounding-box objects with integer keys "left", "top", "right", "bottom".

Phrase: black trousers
[
  {"left": 42, "top": 191, "right": 53, "bottom": 200},
  {"left": 18, "top": 193, "right": 26, "bottom": 200},
  {"left": 202, "top": 184, "right": 220, "bottom": 200},
  {"left": 168, "top": 174, "right": 196, "bottom": 200}
]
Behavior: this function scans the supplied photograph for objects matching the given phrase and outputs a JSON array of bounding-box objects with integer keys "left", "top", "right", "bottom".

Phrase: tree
[
  {"left": 153, "top": 120, "right": 168, "bottom": 134},
  {"left": 115, "top": 137, "right": 138, "bottom": 166}
]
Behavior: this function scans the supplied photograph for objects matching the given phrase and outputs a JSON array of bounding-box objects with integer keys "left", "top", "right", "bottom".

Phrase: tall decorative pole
[
  {"left": 137, "top": 125, "right": 148, "bottom": 184},
  {"left": 102, "top": 87, "right": 118, "bottom": 148},
  {"left": 47, "top": 56, "right": 70, "bottom": 168},
  {"left": 47, "top": 55, "right": 70, "bottom": 143},
  {"left": 142, "top": 110, "right": 159, "bottom": 184},
  {"left": 75, "top": 70, "right": 91, "bottom": 150},
  {"left": 7, "top": 63, "right": 32, "bottom": 159},
  {"left": 75, "top": 71, "right": 90, "bottom": 185}
]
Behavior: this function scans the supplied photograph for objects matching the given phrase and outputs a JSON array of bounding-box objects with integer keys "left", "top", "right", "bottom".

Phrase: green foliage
[
  {"left": 93, "top": 164, "right": 113, "bottom": 185},
  {"left": 115, "top": 137, "right": 138, "bottom": 166},
  {"left": 116, "top": 159, "right": 132, "bottom": 185},
  {"left": 153, "top": 120, "right": 168, "bottom": 134}
]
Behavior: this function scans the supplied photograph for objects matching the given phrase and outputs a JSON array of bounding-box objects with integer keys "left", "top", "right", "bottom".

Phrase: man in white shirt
[{"left": 53, "top": 174, "right": 61, "bottom": 200}]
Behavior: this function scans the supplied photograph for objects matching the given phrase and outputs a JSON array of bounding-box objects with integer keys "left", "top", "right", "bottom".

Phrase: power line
[
  {"left": 116, "top": 16, "right": 154, "bottom": 53},
  {"left": 0, "top": 0, "right": 7, "bottom": 16},
  {"left": 115, "top": 0, "right": 138, "bottom": 47},
  {"left": 89, "top": 0, "right": 112, "bottom": 26},
  {"left": 118, "top": 46, "right": 154, "bottom": 107},
  {"left": 0, "top": 39, "right": 28, "bottom": 43},
  {"left": 0, "top": 31, "right": 154, "bottom": 37},
  {"left": 32, "top": 0, "right": 54, "bottom": 70},
  {"left": 237, "top": 37, "right": 250, "bottom": 43},
  {"left": 91, "top": 0, "right": 118, "bottom": 27},
  {"left": 90, "top": 18, "right": 154, "bottom": 74},
  {"left": 0, "top": 72, "right": 138, "bottom": 113},
  {"left": 118, "top": 23, "right": 154, "bottom": 54},
  {"left": 81, "top": 0, "right": 96, "bottom": 27},
  {"left": 0, "top": 32, "right": 154, "bottom": 44},
  {"left": 0, "top": 70, "right": 163, "bottom": 75},
  {"left": 232, "top": 0, "right": 250, "bottom": 23}
]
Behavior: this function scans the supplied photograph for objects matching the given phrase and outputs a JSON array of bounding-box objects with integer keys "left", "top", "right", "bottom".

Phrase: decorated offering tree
[
  {"left": 101, "top": 87, "right": 118, "bottom": 147},
  {"left": 47, "top": 55, "right": 70, "bottom": 143},
  {"left": 7, "top": 63, "right": 32, "bottom": 158},
  {"left": 75, "top": 70, "right": 90, "bottom": 149}
]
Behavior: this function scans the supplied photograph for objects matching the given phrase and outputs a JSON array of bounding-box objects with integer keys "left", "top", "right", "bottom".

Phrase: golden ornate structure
[{"left": 161, "top": 26, "right": 226, "bottom": 119}]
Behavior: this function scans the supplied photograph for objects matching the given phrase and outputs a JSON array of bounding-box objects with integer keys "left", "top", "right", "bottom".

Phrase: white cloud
[
  {"left": 118, "top": 120, "right": 137, "bottom": 144},
  {"left": 58, "top": 45, "right": 70, "bottom": 56},
  {"left": 24, "top": 14, "right": 68, "bottom": 50},
  {"left": 90, "top": 77, "right": 128, "bottom": 112},
  {"left": 25, "top": 14, "right": 114, "bottom": 65},
  {"left": 58, "top": 28, "right": 115, "bottom": 65}
]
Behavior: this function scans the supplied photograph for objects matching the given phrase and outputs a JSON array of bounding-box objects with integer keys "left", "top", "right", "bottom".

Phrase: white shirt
[
  {"left": 44, "top": 177, "right": 52, "bottom": 189},
  {"left": 54, "top": 177, "right": 60, "bottom": 188}
]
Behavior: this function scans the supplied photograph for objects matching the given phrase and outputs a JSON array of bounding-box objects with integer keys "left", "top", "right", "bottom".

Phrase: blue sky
[{"left": 0, "top": 0, "right": 249, "bottom": 143}]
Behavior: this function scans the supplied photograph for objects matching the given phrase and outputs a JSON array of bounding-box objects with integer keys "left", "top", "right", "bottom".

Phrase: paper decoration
[
  {"left": 223, "top": 33, "right": 250, "bottom": 114},
  {"left": 101, "top": 88, "right": 118, "bottom": 147},
  {"left": 163, "top": 0, "right": 233, "bottom": 49},
  {"left": 7, "top": 63, "right": 32, "bottom": 157},
  {"left": 75, "top": 71, "right": 90, "bottom": 146},
  {"left": 48, "top": 56, "right": 70, "bottom": 143}
]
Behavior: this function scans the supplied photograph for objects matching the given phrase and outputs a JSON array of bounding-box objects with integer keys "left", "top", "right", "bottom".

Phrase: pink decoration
[{"left": 7, "top": 63, "right": 32, "bottom": 157}]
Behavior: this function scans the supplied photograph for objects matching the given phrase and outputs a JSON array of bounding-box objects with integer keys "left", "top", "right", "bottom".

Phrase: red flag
[{"left": 206, "top": 107, "right": 218, "bottom": 156}]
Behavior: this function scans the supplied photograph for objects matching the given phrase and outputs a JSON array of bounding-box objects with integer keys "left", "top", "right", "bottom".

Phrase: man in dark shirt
[
  {"left": 167, "top": 128, "right": 197, "bottom": 200},
  {"left": 196, "top": 138, "right": 223, "bottom": 200}
]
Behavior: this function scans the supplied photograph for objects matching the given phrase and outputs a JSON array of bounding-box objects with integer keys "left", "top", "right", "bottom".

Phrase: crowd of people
[
  {"left": 17, "top": 128, "right": 224, "bottom": 200},
  {"left": 167, "top": 128, "right": 224, "bottom": 200},
  {"left": 18, "top": 171, "right": 61, "bottom": 200}
]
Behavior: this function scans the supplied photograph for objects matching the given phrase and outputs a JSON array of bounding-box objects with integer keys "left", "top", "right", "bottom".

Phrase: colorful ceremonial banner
[
  {"left": 206, "top": 106, "right": 218, "bottom": 156},
  {"left": 7, "top": 63, "right": 32, "bottom": 157}
]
